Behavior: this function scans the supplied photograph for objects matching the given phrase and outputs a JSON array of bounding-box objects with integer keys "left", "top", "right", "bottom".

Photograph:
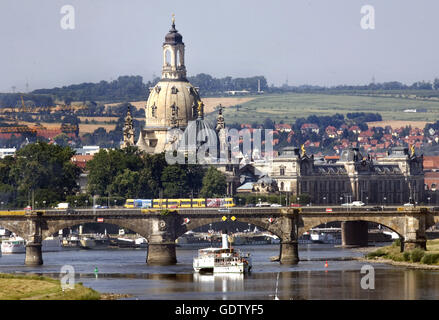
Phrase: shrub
[
  {"left": 392, "top": 239, "right": 401, "bottom": 248},
  {"left": 410, "top": 248, "right": 425, "bottom": 262},
  {"left": 421, "top": 253, "right": 439, "bottom": 265},
  {"left": 366, "top": 249, "right": 386, "bottom": 259},
  {"left": 403, "top": 251, "right": 411, "bottom": 262}
]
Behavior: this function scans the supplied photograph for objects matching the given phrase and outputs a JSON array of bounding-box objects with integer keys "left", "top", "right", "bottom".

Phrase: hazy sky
[{"left": 1, "top": 0, "right": 439, "bottom": 92}]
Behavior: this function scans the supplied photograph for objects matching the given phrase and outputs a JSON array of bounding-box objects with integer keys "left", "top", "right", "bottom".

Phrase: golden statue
[
  {"left": 172, "top": 13, "right": 175, "bottom": 25},
  {"left": 197, "top": 100, "right": 204, "bottom": 118},
  {"left": 410, "top": 144, "right": 415, "bottom": 156},
  {"left": 301, "top": 144, "right": 306, "bottom": 155}
]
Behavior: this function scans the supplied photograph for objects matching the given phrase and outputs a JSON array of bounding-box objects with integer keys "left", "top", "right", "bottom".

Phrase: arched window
[
  {"left": 280, "top": 166, "right": 285, "bottom": 176},
  {"left": 280, "top": 182, "right": 284, "bottom": 191},
  {"left": 165, "top": 49, "right": 171, "bottom": 66},
  {"left": 176, "top": 50, "right": 181, "bottom": 67}
]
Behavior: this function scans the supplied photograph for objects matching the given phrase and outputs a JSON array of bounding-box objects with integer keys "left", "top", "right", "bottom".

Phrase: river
[{"left": 0, "top": 244, "right": 439, "bottom": 300}]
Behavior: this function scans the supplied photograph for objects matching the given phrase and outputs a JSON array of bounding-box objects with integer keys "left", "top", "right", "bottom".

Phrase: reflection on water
[{"left": 0, "top": 244, "right": 439, "bottom": 299}]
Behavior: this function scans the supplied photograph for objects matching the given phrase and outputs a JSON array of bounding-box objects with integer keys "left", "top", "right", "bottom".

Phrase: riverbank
[
  {"left": 0, "top": 273, "right": 101, "bottom": 300},
  {"left": 363, "top": 239, "right": 439, "bottom": 270}
]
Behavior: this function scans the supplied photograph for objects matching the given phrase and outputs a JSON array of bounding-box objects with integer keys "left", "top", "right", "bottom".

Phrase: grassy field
[
  {"left": 220, "top": 93, "right": 439, "bottom": 125},
  {"left": 0, "top": 273, "right": 100, "bottom": 300}
]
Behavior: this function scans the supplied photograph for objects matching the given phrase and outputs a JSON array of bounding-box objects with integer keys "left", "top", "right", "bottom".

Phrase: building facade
[{"left": 253, "top": 146, "right": 424, "bottom": 205}]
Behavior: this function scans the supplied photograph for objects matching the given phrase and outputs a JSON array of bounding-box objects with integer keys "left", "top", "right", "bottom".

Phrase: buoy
[{"left": 324, "top": 261, "right": 328, "bottom": 268}]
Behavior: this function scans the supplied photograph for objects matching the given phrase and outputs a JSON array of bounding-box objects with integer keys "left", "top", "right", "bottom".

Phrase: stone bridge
[{"left": 0, "top": 207, "right": 437, "bottom": 266}]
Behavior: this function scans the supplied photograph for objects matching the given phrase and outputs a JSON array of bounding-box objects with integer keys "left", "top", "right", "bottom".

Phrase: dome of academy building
[{"left": 145, "top": 79, "right": 201, "bottom": 128}]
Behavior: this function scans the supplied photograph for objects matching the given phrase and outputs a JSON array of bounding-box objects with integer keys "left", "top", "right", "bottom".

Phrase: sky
[{"left": 1, "top": 0, "right": 439, "bottom": 92}]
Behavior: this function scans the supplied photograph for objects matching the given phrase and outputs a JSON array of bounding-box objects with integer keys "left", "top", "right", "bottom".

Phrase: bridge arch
[
  {"left": 0, "top": 221, "right": 29, "bottom": 241},
  {"left": 298, "top": 216, "right": 404, "bottom": 240},
  {"left": 178, "top": 217, "right": 284, "bottom": 240},
  {"left": 42, "top": 218, "right": 152, "bottom": 240}
]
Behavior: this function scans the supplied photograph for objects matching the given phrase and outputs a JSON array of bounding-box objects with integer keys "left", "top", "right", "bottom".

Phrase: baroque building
[
  {"left": 261, "top": 146, "right": 424, "bottom": 205},
  {"left": 136, "top": 17, "right": 203, "bottom": 154}
]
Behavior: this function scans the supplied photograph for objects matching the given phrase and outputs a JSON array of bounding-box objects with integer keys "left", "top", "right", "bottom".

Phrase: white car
[
  {"left": 256, "top": 202, "right": 271, "bottom": 207},
  {"left": 341, "top": 201, "right": 365, "bottom": 207},
  {"left": 270, "top": 203, "right": 282, "bottom": 207},
  {"left": 403, "top": 203, "right": 414, "bottom": 207}
]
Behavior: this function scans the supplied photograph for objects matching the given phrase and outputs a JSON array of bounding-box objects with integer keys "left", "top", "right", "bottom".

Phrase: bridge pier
[
  {"left": 341, "top": 221, "right": 368, "bottom": 247},
  {"left": 146, "top": 242, "right": 177, "bottom": 265},
  {"left": 279, "top": 241, "right": 299, "bottom": 264},
  {"left": 25, "top": 243, "right": 43, "bottom": 266}
]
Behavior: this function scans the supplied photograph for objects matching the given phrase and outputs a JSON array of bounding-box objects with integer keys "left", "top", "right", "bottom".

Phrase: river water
[{"left": 0, "top": 244, "right": 439, "bottom": 300}]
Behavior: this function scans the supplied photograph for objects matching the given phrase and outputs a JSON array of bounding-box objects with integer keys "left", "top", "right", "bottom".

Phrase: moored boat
[{"left": 193, "top": 231, "right": 252, "bottom": 274}]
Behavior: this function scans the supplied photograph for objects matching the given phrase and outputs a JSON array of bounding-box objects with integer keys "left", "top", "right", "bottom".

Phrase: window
[{"left": 280, "top": 166, "right": 285, "bottom": 176}]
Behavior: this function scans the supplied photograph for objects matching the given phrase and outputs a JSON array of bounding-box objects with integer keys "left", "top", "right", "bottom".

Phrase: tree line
[{"left": 0, "top": 142, "right": 228, "bottom": 208}]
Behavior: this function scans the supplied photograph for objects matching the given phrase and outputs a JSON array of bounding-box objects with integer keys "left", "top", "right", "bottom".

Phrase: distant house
[
  {"left": 0, "top": 148, "right": 16, "bottom": 158},
  {"left": 301, "top": 123, "right": 319, "bottom": 134},
  {"left": 348, "top": 126, "right": 361, "bottom": 134},
  {"left": 71, "top": 155, "right": 94, "bottom": 170},
  {"left": 325, "top": 126, "right": 337, "bottom": 138},
  {"left": 275, "top": 124, "right": 292, "bottom": 133}
]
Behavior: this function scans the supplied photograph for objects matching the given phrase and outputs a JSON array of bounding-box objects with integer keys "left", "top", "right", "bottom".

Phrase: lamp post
[
  {"left": 428, "top": 197, "right": 431, "bottom": 207},
  {"left": 114, "top": 199, "right": 117, "bottom": 208},
  {"left": 74, "top": 200, "right": 77, "bottom": 208},
  {"left": 365, "top": 196, "right": 368, "bottom": 206},
  {"left": 258, "top": 198, "right": 261, "bottom": 207},
  {"left": 323, "top": 196, "right": 326, "bottom": 206},
  {"left": 85, "top": 200, "right": 88, "bottom": 208}
]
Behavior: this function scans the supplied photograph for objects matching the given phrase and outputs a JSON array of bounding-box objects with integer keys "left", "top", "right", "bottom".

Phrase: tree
[
  {"left": 161, "top": 165, "right": 188, "bottom": 198},
  {"left": 200, "top": 166, "right": 227, "bottom": 198},
  {"left": 8, "top": 142, "right": 80, "bottom": 206},
  {"left": 107, "top": 169, "right": 140, "bottom": 198}
]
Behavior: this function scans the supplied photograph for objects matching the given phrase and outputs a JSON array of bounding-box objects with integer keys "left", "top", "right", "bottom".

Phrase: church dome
[
  {"left": 164, "top": 23, "right": 183, "bottom": 45},
  {"left": 145, "top": 80, "right": 201, "bottom": 128}
]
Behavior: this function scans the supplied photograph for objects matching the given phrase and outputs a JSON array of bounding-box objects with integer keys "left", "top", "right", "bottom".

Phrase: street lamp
[
  {"left": 74, "top": 200, "right": 77, "bottom": 208},
  {"left": 35, "top": 201, "right": 38, "bottom": 209},
  {"left": 323, "top": 196, "right": 326, "bottom": 205},
  {"left": 114, "top": 199, "right": 117, "bottom": 208},
  {"left": 365, "top": 197, "right": 368, "bottom": 205},
  {"left": 428, "top": 197, "right": 431, "bottom": 206},
  {"left": 85, "top": 200, "right": 88, "bottom": 208},
  {"left": 383, "top": 197, "right": 387, "bottom": 206},
  {"left": 258, "top": 198, "right": 261, "bottom": 207},
  {"left": 43, "top": 200, "right": 46, "bottom": 209}
]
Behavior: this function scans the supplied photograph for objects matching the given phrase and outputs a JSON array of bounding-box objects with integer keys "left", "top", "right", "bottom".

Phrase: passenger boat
[
  {"left": 1, "top": 237, "right": 24, "bottom": 254},
  {"left": 1, "top": 236, "right": 62, "bottom": 253},
  {"left": 193, "top": 231, "right": 252, "bottom": 273}
]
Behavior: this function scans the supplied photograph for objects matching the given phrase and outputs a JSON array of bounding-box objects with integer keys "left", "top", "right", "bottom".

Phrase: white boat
[
  {"left": 42, "top": 237, "right": 62, "bottom": 252},
  {"left": 193, "top": 231, "right": 252, "bottom": 274},
  {"left": 1, "top": 236, "right": 62, "bottom": 253},
  {"left": 1, "top": 237, "right": 25, "bottom": 254}
]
